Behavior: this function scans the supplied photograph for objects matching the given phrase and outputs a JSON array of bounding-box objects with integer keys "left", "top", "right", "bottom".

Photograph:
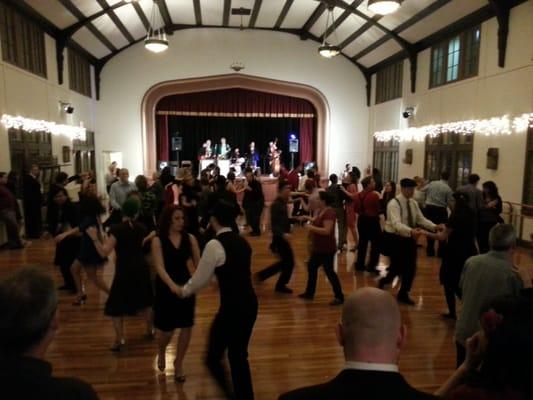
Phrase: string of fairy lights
[
  {"left": 373, "top": 113, "right": 533, "bottom": 142},
  {"left": 1, "top": 114, "right": 86, "bottom": 141}
]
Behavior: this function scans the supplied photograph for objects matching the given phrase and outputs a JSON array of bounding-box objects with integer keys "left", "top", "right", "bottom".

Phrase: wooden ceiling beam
[
  {"left": 301, "top": 3, "right": 326, "bottom": 33},
  {"left": 274, "top": 0, "right": 294, "bottom": 29},
  {"left": 95, "top": 0, "right": 135, "bottom": 43},
  {"left": 320, "top": 0, "right": 364, "bottom": 41},
  {"left": 155, "top": 0, "right": 173, "bottom": 28},
  {"left": 132, "top": 1, "right": 150, "bottom": 32},
  {"left": 223, "top": 0, "right": 231, "bottom": 26},
  {"left": 248, "top": 0, "right": 262, "bottom": 28},
  {"left": 193, "top": 0, "right": 203, "bottom": 26}
]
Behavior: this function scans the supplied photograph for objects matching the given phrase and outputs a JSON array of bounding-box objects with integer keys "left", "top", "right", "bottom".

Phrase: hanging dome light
[
  {"left": 318, "top": 6, "right": 340, "bottom": 59},
  {"left": 367, "top": 0, "right": 402, "bottom": 15},
  {"left": 144, "top": 1, "right": 168, "bottom": 53},
  {"left": 318, "top": 44, "right": 340, "bottom": 58}
]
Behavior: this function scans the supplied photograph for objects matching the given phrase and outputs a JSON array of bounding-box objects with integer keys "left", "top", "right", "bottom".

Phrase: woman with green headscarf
[{"left": 87, "top": 197, "right": 155, "bottom": 351}]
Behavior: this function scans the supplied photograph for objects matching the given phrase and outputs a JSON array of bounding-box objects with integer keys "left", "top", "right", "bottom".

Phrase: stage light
[{"left": 289, "top": 133, "right": 296, "bottom": 140}]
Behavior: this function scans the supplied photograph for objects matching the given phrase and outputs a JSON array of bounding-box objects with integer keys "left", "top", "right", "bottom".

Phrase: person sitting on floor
[
  {"left": 279, "top": 287, "right": 437, "bottom": 400},
  {"left": 0, "top": 268, "right": 99, "bottom": 399}
]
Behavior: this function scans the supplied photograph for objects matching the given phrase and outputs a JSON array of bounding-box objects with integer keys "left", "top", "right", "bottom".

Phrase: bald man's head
[{"left": 337, "top": 288, "right": 406, "bottom": 364}]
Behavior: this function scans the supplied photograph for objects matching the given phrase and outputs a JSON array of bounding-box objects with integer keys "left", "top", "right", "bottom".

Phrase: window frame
[
  {"left": 429, "top": 25, "right": 481, "bottom": 89},
  {"left": 375, "top": 61, "right": 403, "bottom": 105},
  {"left": 68, "top": 48, "right": 92, "bottom": 98},
  {"left": 373, "top": 138, "right": 399, "bottom": 183},
  {"left": 521, "top": 126, "right": 533, "bottom": 213}
]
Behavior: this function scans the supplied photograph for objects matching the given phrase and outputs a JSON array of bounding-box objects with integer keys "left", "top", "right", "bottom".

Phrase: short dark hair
[
  {"left": 134, "top": 175, "right": 148, "bottom": 191},
  {"left": 278, "top": 179, "right": 291, "bottom": 191},
  {"left": 158, "top": 205, "right": 186, "bottom": 237},
  {"left": 211, "top": 199, "right": 239, "bottom": 227},
  {"left": 0, "top": 268, "right": 58, "bottom": 355},
  {"left": 361, "top": 176, "right": 373, "bottom": 189},
  {"left": 55, "top": 172, "right": 68, "bottom": 184},
  {"left": 244, "top": 167, "right": 253, "bottom": 174},
  {"left": 0, "top": 172, "right": 6, "bottom": 179},
  {"left": 227, "top": 172, "right": 236, "bottom": 182},
  {"left": 441, "top": 171, "right": 450, "bottom": 181},
  {"left": 468, "top": 174, "right": 480, "bottom": 184},
  {"left": 329, "top": 174, "right": 338, "bottom": 184}
]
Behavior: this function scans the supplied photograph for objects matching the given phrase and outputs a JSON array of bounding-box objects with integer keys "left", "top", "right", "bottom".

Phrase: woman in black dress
[
  {"left": 438, "top": 192, "right": 478, "bottom": 319},
  {"left": 88, "top": 198, "right": 155, "bottom": 351},
  {"left": 47, "top": 187, "right": 80, "bottom": 292},
  {"left": 55, "top": 181, "right": 110, "bottom": 305},
  {"left": 478, "top": 181, "right": 503, "bottom": 253},
  {"left": 151, "top": 205, "right": 200, "bottom": 381}
]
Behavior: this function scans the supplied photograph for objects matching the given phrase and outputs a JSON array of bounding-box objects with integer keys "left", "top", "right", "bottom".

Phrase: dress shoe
[
  {"left": 397, "top": 294, "right": 415, "bottom": 306},
  {"left": 275, "top": 285, "right": 293, "bottom": 294},
  {"left": 441, "top": 313, "right": 456, "bottom": 320},
  {"left": 377, "top": 278, "right": 387, "bottom": 289},
  {"left": 329, "top": 298, "right": 344, "bottom": 306},
  {"left": 298, "top": 293, "right": 313, "bottom": 300}
]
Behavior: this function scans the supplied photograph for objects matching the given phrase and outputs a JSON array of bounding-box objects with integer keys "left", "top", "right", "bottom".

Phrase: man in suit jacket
[{"left": 279, "top": 288, "right": 437, "bottom": 400}]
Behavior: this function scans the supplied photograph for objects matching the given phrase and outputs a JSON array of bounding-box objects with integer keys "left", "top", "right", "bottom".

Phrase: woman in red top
[
  {"left": 298, "top": 191, "right": 344, "bottom": 306},
  {"left": 340, "top": 172, "right": 359, "bottom": 251}
]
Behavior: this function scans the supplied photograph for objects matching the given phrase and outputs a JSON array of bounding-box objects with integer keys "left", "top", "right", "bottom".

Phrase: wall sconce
[{"left": 403, "top": 148, "right": 413, "bottom": 164}]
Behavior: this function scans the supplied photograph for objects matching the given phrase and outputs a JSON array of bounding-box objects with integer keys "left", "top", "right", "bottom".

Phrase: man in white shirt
[
  {"left": 379, "top": 178, "right": 442, "bottom": 305},
  {"left": 177, "top": 200, "right": 258, "bottom": 400},
  {"left": 279, "top": 288, "right": 437, "bottom": 400}
]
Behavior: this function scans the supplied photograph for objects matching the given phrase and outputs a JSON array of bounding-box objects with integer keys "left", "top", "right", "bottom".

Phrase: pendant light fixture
[
  {"left": 318, "top": 6, "right": 340, "bottom": 58},
  {"left": 367, "top": 0, "right": 402, "bottom": 15},
  {"left": 145, "top": 0, "right": 168, "bottom": 53}
]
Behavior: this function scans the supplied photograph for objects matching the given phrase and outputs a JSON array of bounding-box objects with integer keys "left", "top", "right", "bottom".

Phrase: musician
[
  {"left": 247, "top": 141, "right": 260, "bottom": 169},
  {"left": 217, "top": 137, "right": 231, "bottom": 160},
  {"left": 269, "top": 139, "right": 282, "bottom": 177},
  {"left": 199, "top": 140, "right": 214, "bottom": 160}
]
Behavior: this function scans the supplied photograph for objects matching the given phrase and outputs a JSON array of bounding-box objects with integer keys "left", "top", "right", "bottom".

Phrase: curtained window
[
  {"left": 373, "top": 139, "right": 398, "bottom": 183},
  {"left": 375, "top": 61, "right": 403, "bottom": 104},
  {"left": 425, "top": 132, "right": 473, "bottom": 190},
  {"left": 68, "top": 49, "right": 92, "bottom": 97},
  {"left": 522, "top": 125, "right": 533, "bottom": 209},
  {"left": 0, "top": 3, "right": 46, "bottom": 78},
  {"left": 430, "top": 26, "right": 480, "bottom": 88}
]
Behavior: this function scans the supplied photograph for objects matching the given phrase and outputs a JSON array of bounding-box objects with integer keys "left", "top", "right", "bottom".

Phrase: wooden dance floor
[{"left": 1, "top": 228, "right": 532, "bottom": 399}]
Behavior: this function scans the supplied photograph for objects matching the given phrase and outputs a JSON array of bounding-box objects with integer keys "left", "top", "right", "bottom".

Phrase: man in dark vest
[
  {"left": 22, "top": 164, "right": 43, "bottom": 238},
  {"left": 178, "top": 200, "right": 258, "bottom": 400}
]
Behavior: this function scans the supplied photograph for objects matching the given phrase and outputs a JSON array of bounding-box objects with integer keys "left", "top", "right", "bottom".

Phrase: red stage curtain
[
  {"left": 156, "top": 88, "right": 315, "bottom": 118},
  {"left": 299, "top": 117, "right": 314, "bottom": 164},
  {"left": 156, "top": 114, "right": 169, "bottom": 162}
]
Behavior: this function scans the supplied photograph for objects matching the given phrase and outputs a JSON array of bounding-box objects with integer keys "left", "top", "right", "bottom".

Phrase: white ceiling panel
[
  {"left": 24, "top": 0, "right": 77, "bottom": 29},
  {"left": 229, "top": 0, "right": 254, "bottom": 27},
  {"left": 138, "top": 0, "right": 165, "bottom": 29},
  {"left": 400, "top": 0, "right": 487, "bottom": 43},
  {"left": 167, "top": 0, "right": 197, "bottom": 25},
  {"left": 201, "top": 0, "right": 225, "bottom": 26},
  {"left": 355, "top": 1, "right": 377, "bottom": 19},
  {"left": 358, "top": 38, "right": 402, "bottom": 67},
  {"left": 72, "top": 27, "right": 112, "bottom": 58},
  {"left": 379, "top": 0, "right": 436, "bottom": 31},
  {"left": 281, "top": 0, "right": 317, "bottom": 29},
  {"left": 92, "top": 14, "right": 130, "bottom": 49},
  {"left": 254, "top": 0, "right": 286, "bottom": 28},
  {"left": 114, "top": 4, "right": 146, "bottom": 40},
  {"left": 327, "top": 14, "right": 366, "bottom": 44},
  {"left": 107, "top": 0, "right": 122, "bottom": 6},
  {"left": 341, "top": 26, "right": 386, "bottom": 57},
  {"left": 308, "top": 7, "right": 345, "bottom": 38},
  {"left": 70, "top": 0, "right": 102, "bottom": 17}
]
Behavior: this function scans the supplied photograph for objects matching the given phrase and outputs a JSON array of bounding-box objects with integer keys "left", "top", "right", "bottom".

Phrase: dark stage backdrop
[{"left": 167, "top": 116, "right": 315, "bottom": 171}]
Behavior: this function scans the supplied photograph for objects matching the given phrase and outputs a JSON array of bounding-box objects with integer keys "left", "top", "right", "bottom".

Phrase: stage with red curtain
[{"left": 155, "top": 88, "right": 316, "bottom": 172}]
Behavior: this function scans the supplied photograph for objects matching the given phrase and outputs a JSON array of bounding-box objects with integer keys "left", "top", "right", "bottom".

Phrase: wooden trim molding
[{"left": 141, "top": 74, "right": 330, "bottom": 176}]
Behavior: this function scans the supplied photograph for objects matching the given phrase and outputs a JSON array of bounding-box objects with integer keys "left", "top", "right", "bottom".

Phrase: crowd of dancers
[{"left": 1, "top": 160, "right": 533, "bottom": 400}]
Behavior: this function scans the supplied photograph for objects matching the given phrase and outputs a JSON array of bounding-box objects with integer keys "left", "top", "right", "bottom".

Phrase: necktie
[{"left": 407, "top": 199, "right": 415, "bottom": 228}]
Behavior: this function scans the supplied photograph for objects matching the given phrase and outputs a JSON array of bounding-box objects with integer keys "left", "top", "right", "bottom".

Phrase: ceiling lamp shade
[
  {"left": 318, "top": 44, "right": 340, "bottom": 58},
  {"left": 145, "top": 0, "right": 168, "bottom": 53},
  {"left": 367, "top": 0, "right": 401, "bottom": 15},
  {"left": 319, "top": 6, "right": 340, "bottom": 59}
]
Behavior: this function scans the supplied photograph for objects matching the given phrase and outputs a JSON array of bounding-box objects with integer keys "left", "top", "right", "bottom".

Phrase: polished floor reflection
[{"left": 2, "top": 227, "right": 531, "bottom": 399}]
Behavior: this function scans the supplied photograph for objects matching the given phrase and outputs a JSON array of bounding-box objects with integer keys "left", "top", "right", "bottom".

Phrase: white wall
[
  {"left": 96, "top": 28, "right": 369, "bottom": 180},
  {"left": 368, "top": 1, "right": 533, "bottom": 204},
  {"left": 0, "top": 33, "right": 97, "bottom": 176}
]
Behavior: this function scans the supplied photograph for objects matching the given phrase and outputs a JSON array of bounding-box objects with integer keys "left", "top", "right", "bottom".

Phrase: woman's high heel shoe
[
  {"left": 110, "top": 338, "right": 125, "bottom": 353},
  {"left": 157, "top": 352, "right": 166, "bottom": 372},
  {"left": 72, "top": 294, "right": 87, "bottom": 306}
]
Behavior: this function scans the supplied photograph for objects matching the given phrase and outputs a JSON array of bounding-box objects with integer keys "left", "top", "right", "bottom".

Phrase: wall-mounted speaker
[
  {"left": 487, "top": 148, "right": 499, "bottom": 170},
  {"left": 171, "top": 136, "right": 182, "bottom": 151}
]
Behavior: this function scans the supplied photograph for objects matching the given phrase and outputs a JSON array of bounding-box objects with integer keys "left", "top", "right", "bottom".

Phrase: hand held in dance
[
  {"left": 411, "top": 228, "right": 424, "bottom": 241},
  {"left": 512, "top": 265, "right": 533, "bottom": 288},
  {"left": 86, "top": 227, "right": 98, "bottom": 241},
  {"left": 463, "top": 331, "right": 486, "bottom": 371}
]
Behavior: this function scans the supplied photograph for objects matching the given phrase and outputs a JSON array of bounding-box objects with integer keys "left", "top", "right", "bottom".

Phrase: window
[
  {"left": 73, "top": 131, "right": 95, "bottom": 175},
  {"left": 522, "top": 126, "right": 533, "bottom": 207},
  {"left": 69, "top": 49, "right": 92, "bottom": 97},
  {"left": 375, "top": 61, "right": 403, "bottom": 104},
  {"left": 424, "top": 132, "right": 473, "bottom": 189},
  {"left": 373, "top": 139, "right": 399, "bottom": 183},
  {"left": 430, "top": 26, "right": 480, "bottom": 88},
  {"left": 0, "top": 3, "right": 46, "bottom": 77}
]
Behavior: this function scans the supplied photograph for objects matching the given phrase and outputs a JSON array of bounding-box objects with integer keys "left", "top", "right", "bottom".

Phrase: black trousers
[
  {"left": 304, "top": 252, "right": 344, "bottom": 300},
  {"left": 456, "top": 342, "right": 466, "bottom": 368},
  {"left": 381, "top": 233, "right": 418, "bottom": 296},
  {"left": 257, "top": 235, "right": 294, "bottom": 288},
  {"left": 244, "top": 202, "right": 263, "bottom": 235},
  {"left": 0, "top": 209, "right": 23, "bottom": 249},
  {"left": 206, "top": 305, "right": 258, "bottom": 400},
  {"left": 23, "top": 201, "right": 42, "bottom": 238},
  {"left": 424, "top": 205, "right": 448, "bottom": 255},
  {"left": 477, "top": 221, "right": 496, "bottom": 253},
  {"left": 103, "top": 208, "right": 122, "bottom": 229},
  {"left": 355, "top": 216, "right": 381, "bottom": 271}
]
